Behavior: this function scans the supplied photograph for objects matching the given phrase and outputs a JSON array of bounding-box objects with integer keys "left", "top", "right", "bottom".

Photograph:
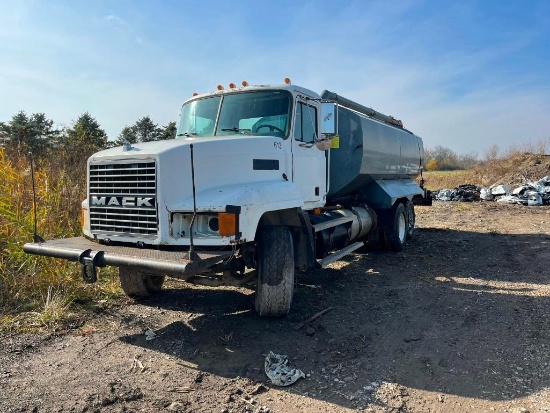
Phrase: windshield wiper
[
  {"left": 220, "top": 127, "right": 251, "bottom": 134},
  {"left": 177, "top": 132, "right": 196, "bottom": 137}
]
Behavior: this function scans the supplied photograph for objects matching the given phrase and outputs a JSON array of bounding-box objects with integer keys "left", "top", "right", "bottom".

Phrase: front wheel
[
  {"left": 119, "top": 267, "right": 165, "bottom": 299},
  {"left": 384, "top": 203, "right": 407, "bottom": 251},
  {"left": 255, "top": 226, "right": 295, "bottom": 317}
]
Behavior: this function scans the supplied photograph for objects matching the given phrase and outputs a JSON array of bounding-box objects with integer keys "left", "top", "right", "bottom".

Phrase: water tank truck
[{"left": 24, "top": 78, "right": 431, "bottom": 316}]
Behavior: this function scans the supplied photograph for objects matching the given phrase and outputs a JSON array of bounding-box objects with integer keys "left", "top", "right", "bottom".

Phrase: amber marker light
[
  {"left": 218, "top": 213, "right": 236, "bottom": 236},
  {"left": 313, "top": 208, "right": 322, "bottom": 214},
  {"left": 241, "top": 81, "right": 249, "bottom": 87},
  {"left": 192, "top": 92, "right": 198, "bottom": 97},
  {"left": 217, "top": 85, "right": 224, "bottom": 91},
  {"left": 284, "top": 77, "right": 291, "bottom": 84},
  {"left": 229, "top": 83, "right": 236, "bottom": 89}
]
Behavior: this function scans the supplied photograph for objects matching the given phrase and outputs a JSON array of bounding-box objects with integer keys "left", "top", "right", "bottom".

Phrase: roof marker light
[
  {"left": 242, "top": 81, "right": 249, "bottom": 87},
  {"left": 229, "top": 83, "right": 236, "bottom": 89},
  {"left": 217, "top": 85, "right": 224, "bottom": 91},
  {"left": 192, "top": 92, "right": 198, "bottom": 97},
  {"left": 284, "top": 77, "right": 291, "bottom": 85}
]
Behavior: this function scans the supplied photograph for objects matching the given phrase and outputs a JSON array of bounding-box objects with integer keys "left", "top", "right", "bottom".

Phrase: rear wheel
[
  {"left": 384, "top": 203, "right": 407, "bottom": 251},
  {"left": 255, "top": 226, "right": 295, "bottom": 317},
  {"left": 119, "top": 267, "right": 165, "bottom": 299}
]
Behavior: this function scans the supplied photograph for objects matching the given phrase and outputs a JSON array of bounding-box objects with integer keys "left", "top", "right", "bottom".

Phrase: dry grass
[
  {"left": 0, "top": 148, "right": 121, "bottom": 331},
  {"left": 421, "top": 170, "right": 478, "bottom": 190},
  {"left": 422, "top": 152, "right": 550, "bottom": 190}
]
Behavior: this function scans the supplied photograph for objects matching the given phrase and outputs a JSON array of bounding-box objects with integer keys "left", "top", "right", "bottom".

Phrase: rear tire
[
  {"left": 119, "top": 267, "right": 165, "bottom": 299},
  {"left": 405, "top": 200, "right": 415, "bottom": 240},
  {"left": 384, "top": 203, "right": 407, "bottom": 251},
  {"left": 255, "top": 226, "right": 295, "bottom": 317}
]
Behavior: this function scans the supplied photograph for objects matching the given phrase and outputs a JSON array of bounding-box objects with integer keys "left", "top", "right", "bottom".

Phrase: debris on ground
[
  {"left": 432, "top": 176, "right": 550, "bottom": 205},
  {"left": 434, "top": 184, "right": 480, "bottom": 202},
  {"left": 144, "top": 329, "right": 156, "bottom": 340},
  {"left": 130, "top": 356, "right": 145, "bottom": 373},
  {"left": 264, "top": 352, "right": 305, "bottom": 386}
]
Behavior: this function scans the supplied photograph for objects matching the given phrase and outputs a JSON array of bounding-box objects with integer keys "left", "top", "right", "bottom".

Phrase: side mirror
[{"left": 320, "top": 103, "right": 335, "bottom": 135}]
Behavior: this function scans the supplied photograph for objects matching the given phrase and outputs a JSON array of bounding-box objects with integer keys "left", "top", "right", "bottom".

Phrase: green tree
[
  {"left": 64, "top": 112, "right": 108, "bottom": 150},
  {"left": 116, "top": 125, "right": 138, "bottom": 145},
  {"left": 115, "top": 116, "right": 161, "bottom": 145},
  {"left": 61, "top": 112, "right": 108, "bottom": 168},
  {"left": 0, "top": 111, "right": 59, "bottom": 156},
  {"left": 159, "top": 121, "right": 177, "bottom": 140}
]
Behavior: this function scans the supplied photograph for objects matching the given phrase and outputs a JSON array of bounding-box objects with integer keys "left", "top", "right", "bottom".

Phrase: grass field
[{"left": 421, "top": 170, "right": 477, "bottom": 190}]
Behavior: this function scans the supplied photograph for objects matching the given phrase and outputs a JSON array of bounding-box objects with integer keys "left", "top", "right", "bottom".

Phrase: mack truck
[{"left": 24, "top": 79, "right": 430, "bottom": 317}]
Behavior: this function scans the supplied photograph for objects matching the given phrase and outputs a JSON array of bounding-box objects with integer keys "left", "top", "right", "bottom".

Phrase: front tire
[
  {"left": 255, "top": 226, "right": 295, "bottom": 317},
  {"left": 119, "top": 267, "right": 165, "bottom": 299},
  {"left": 384, "top": 203, "right": 407, "bottom": 251}
]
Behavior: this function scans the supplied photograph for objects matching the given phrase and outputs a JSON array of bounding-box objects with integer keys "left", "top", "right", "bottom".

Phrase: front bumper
[{"left": 23, "top": 237, "right": 230, "bottom": 279}]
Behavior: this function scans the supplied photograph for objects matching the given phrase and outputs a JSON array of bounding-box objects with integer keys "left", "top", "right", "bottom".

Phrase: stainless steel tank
[{"left": 321, "top": 90, "right": 423, "bottom": 199}]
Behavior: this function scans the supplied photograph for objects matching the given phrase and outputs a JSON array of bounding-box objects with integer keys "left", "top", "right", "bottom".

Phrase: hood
[{"left": 89, "top": 135, "right": 291, "bottom": 211}]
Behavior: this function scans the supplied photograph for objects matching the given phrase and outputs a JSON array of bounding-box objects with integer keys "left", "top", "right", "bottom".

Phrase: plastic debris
[
  {"left": 480, "top": 187, "right": 493, "bottom": 201},
  {"left": 527, "top": 191, "right": 543, "bottom": 206},
  {"left": 264, "top": 351, "right": 305, "bottom": 386},
  {"left": 434, "top": 184, "right": 479, "bottom": 202},
  {"left": 432, "top": 175, "right": 550, "bottom": 206},
  {"left": 145, "top": 329, "right": 157, "bottom": 340},
  {"left": 491, "top": 184, "right": 510, "bottom": 196},
  {"left": 496, "top": 195, "right": 521, "bottom": 204},
  {"left": 435, "top": 189, "right": 453, "bottom": 201}
]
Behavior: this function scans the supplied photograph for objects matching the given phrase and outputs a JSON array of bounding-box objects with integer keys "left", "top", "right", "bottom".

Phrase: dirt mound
[{"left": 472, "top": 153, "right": 550, "bottom": 187}]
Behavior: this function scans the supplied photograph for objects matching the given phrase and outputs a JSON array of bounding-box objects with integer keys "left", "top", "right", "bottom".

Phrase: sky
[{"left": 0, "top": 0, "right": 549, "bottom": 155}]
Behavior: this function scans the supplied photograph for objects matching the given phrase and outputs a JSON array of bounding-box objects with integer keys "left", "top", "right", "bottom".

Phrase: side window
[{"left": 294, "top": 102, "right": 317, "bottom": 143}]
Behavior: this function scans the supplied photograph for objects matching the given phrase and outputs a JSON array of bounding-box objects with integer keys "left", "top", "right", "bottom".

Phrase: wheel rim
[{"left": 397, "top": 212, "right": 406, "bottom": 243}]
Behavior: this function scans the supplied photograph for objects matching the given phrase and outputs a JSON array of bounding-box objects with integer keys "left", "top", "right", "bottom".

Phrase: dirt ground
[{"left": 1, "top": 202, "right": 550, "bottom": 413}]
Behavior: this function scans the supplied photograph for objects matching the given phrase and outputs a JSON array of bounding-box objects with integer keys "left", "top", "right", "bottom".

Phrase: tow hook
[{"left": 79, "top": 250, "right": 103, "bottom": 283}]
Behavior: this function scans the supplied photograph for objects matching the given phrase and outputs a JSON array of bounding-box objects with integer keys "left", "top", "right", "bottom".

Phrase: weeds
[{"left": 0, "top": 148, "right": 120, "bottom": 331}]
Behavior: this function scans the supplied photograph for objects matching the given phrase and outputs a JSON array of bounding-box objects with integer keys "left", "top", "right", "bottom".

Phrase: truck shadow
[{"left": 119, "top": 227, "right": 550, "bottom": 409}]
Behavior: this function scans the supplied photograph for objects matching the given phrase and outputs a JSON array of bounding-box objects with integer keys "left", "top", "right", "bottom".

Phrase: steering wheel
[{"left": 255, "top": 124, "right": 284, "bottom": 135}]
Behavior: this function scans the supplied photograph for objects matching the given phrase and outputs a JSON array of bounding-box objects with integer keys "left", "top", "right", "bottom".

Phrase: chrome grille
[{"left": 89, "top": 161, "right": 158, "bottom": 237}]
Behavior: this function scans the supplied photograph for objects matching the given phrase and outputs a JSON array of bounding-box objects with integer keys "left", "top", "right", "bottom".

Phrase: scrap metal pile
[{"left": 432, "top": 176, "right": 550, "bottom": 206}]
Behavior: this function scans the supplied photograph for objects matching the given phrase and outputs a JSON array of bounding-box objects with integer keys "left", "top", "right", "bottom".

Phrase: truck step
[
  {"left": 312, "top": 216, "right": 354, "bottom": 232},
  {"left": 317, "top": 241, "right": 364, "bottom": 268}
]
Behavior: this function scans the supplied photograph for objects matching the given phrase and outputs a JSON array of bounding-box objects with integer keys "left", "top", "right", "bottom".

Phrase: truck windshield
[{"left": 177, "top": 91, "right": 291, "bottom": 138}]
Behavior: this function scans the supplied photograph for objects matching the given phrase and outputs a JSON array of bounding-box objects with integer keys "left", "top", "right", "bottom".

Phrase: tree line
[
  {"left": 0, "top": 110, "right": 176, "bottom": 160},
  {"left": 1, "top": 110, "right": 511, "bottom": 172},
  {"left": 424, "top": 145, "right": 479, "bottom": 171}
]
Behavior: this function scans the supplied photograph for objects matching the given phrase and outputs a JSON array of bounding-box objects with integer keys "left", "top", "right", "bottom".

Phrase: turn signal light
[{"left": 218, "top": 213, "right": 236, "bottom": 236}]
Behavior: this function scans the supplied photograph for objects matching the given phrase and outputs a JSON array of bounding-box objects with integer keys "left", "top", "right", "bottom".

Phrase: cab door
[{"left": 292, "top": 100, "right": 327, "bottom": 208}]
